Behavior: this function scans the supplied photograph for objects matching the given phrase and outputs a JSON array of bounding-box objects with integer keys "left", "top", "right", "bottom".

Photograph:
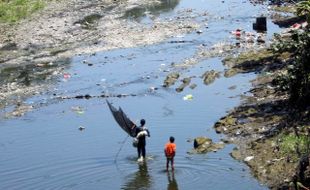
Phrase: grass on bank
[
  {"left": 279, "top": 131, "right": 310, "bottom": 160},
  {"left": 0, "top": 0, "right": 45, "bottom": 23}
]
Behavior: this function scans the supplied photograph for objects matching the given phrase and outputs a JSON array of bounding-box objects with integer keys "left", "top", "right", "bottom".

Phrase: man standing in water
[{"left": 133, "top": 119, "right": 150, "bottom": 162}]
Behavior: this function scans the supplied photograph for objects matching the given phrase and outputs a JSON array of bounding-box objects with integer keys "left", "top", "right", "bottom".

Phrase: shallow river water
[{"left": 0, "top": 0, "right": 282, "bottom": 189}]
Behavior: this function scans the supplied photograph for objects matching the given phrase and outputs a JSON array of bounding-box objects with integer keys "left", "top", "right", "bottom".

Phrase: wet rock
[
  {"left": 230, "top": 147, "right": 242, "bottom": 160},
  {"left": 163, "top": 72, "right": 180, "bottom": 87},
  {"left": 189, "top": 137, "right": 225, "bottom": 154},
  {"left": 201, "top": 70, "right": 220, "bottom": 85},
  {"left": 214, "top": 115, "right": 237, "bottom": 133},
  {"left": 176, "top": 77, "right": 191, "bottom": 92},
  {"left": 194, "top": 137, "right": 212, "bottom": 148},
  {"left": 189, "top": 83, "right": 197, "bottom": 89},
  {"left": 224, "top": 68, "right": 240, "bottom": 78}
]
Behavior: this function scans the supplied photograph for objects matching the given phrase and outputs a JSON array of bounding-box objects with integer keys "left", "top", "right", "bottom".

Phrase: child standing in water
[{"left": 165, "top": 136, "right": 176, "bottom": 171}]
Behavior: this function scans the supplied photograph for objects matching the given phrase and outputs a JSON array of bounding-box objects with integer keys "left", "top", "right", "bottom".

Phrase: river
[{"left": 0, "top": 0, "right": 282, "bottom": 189}]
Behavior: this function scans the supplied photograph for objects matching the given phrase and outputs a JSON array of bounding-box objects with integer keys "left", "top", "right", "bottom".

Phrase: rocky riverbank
[{"left": 210, "top": 34, "right": 310, "bottom": 189}]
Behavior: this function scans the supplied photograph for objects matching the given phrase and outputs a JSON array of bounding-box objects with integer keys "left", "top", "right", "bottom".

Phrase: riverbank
[
  {"left": 212, "top": 30, "right": 310, "bottom": 189},
  {"left": 0, "top": 0, "right": 200, "bottom": 114},
  {"left": 0, "top": 0, "right": 199, "bottom": 66}
]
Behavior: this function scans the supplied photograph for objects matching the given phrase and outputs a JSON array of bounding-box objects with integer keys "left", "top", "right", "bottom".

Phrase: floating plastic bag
[{"left": 183, "top": 94, "right": 193, "bottom": 100}]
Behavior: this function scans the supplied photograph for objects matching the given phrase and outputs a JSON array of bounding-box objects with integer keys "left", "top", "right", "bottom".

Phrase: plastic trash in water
[
  {"left": 231, "top": 29, "right": 242, "bottom": 37},
  {"left": 63, "top": 73, "right": 71, "bottom": 79},
  {"left": 183, "top": 94, "right": 193, "bottom": 100},
  {"left": 79, "top": 126, "right": 85, "bottom": 131},
  {"left": 71, "top": 106, "right": 84, "bottom": 115}
]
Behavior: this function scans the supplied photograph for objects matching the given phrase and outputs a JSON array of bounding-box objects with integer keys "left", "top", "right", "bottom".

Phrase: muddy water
[{"left": 0, "top": 0, "right": 281, "bottom": 189}]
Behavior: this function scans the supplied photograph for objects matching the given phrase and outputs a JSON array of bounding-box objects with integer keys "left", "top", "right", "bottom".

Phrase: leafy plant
[
  {"left": 272, "top": 29, "right": 310, "bottom": 109},
  {"left": 296, "top": 0, "right": 310, "bottom": 23},
  {"left": 280, "top": 133, "right": 310, "bottom": 155}
]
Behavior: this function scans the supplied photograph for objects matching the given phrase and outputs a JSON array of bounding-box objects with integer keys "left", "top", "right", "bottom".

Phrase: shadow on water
[
  {"left": 122, "top": 162, "right": 153, "bottom": 190},
  {"left": 167, "top": 171, "right": 178, "bottom": 190},
  {"left": 0, "top": 58, "right": 71, "bottom": 107},
  {"left": 122, "top": 0, "right": 180, "bottom": 20}
]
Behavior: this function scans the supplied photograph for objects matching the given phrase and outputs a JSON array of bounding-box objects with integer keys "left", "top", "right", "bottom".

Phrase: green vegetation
[
  {"left": 297, "top": 0, "right": 310, "bottom": 22},
  {"left": 272, "top": 6, "right": 296, "bottom": 13},
  {"left": 272, "top": 1, "right": 310, "bottom": 109},
  {"left": 279, "top": 133, "right": 310, "bottom": 159},
  {"left": 0, "top": 0, "right": 45, "bottom": 22}
]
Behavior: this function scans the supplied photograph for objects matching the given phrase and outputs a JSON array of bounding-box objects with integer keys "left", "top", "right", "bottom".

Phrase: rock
[
  {"left": 176, "top": 77, "right": 191, "bottom": 92},
  {"left": 163, "top": 72, "right": 180, "bottom": 87},
  {"left": 230, "top": 148, "right": 242, "bottom": 160},
  {"left": 194, "top": 137, "right": 212, "bottom": 148},
  {"left": 201, "top": 70, "right": 220, "bottom": 85},
  {"left": 192, "top": 137, "right": 225, "bottom": 154},
  {"left": 214, "top": 115, "right": 237, "bottom": 133},
  {"left": 212, "top": 142, "right": 225, "bottom": 150},
  {"left": 224, "top": 68, "right": 239, "bottom": 78}
]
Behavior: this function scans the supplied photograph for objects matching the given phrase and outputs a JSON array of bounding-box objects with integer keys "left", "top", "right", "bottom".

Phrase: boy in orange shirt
[{"left": 165, "top": 136, "right": 176, "bottom": 171}]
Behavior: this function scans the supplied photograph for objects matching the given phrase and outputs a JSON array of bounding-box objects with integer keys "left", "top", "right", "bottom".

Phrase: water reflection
[
  {"left": 0, "top": 58, "right": 71, "bottom": 108},
  {"left": 122, "top": 0, "right": 180, "bottom": 20},
  {"left": 167, "top": 171, "right": 178, "bottom": 190},
  {"left": 122, "top": 162, "right": 152, "bottom": 190},
  {"left": 0, "top": 58, "right": 71, "bottom": 87}
]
